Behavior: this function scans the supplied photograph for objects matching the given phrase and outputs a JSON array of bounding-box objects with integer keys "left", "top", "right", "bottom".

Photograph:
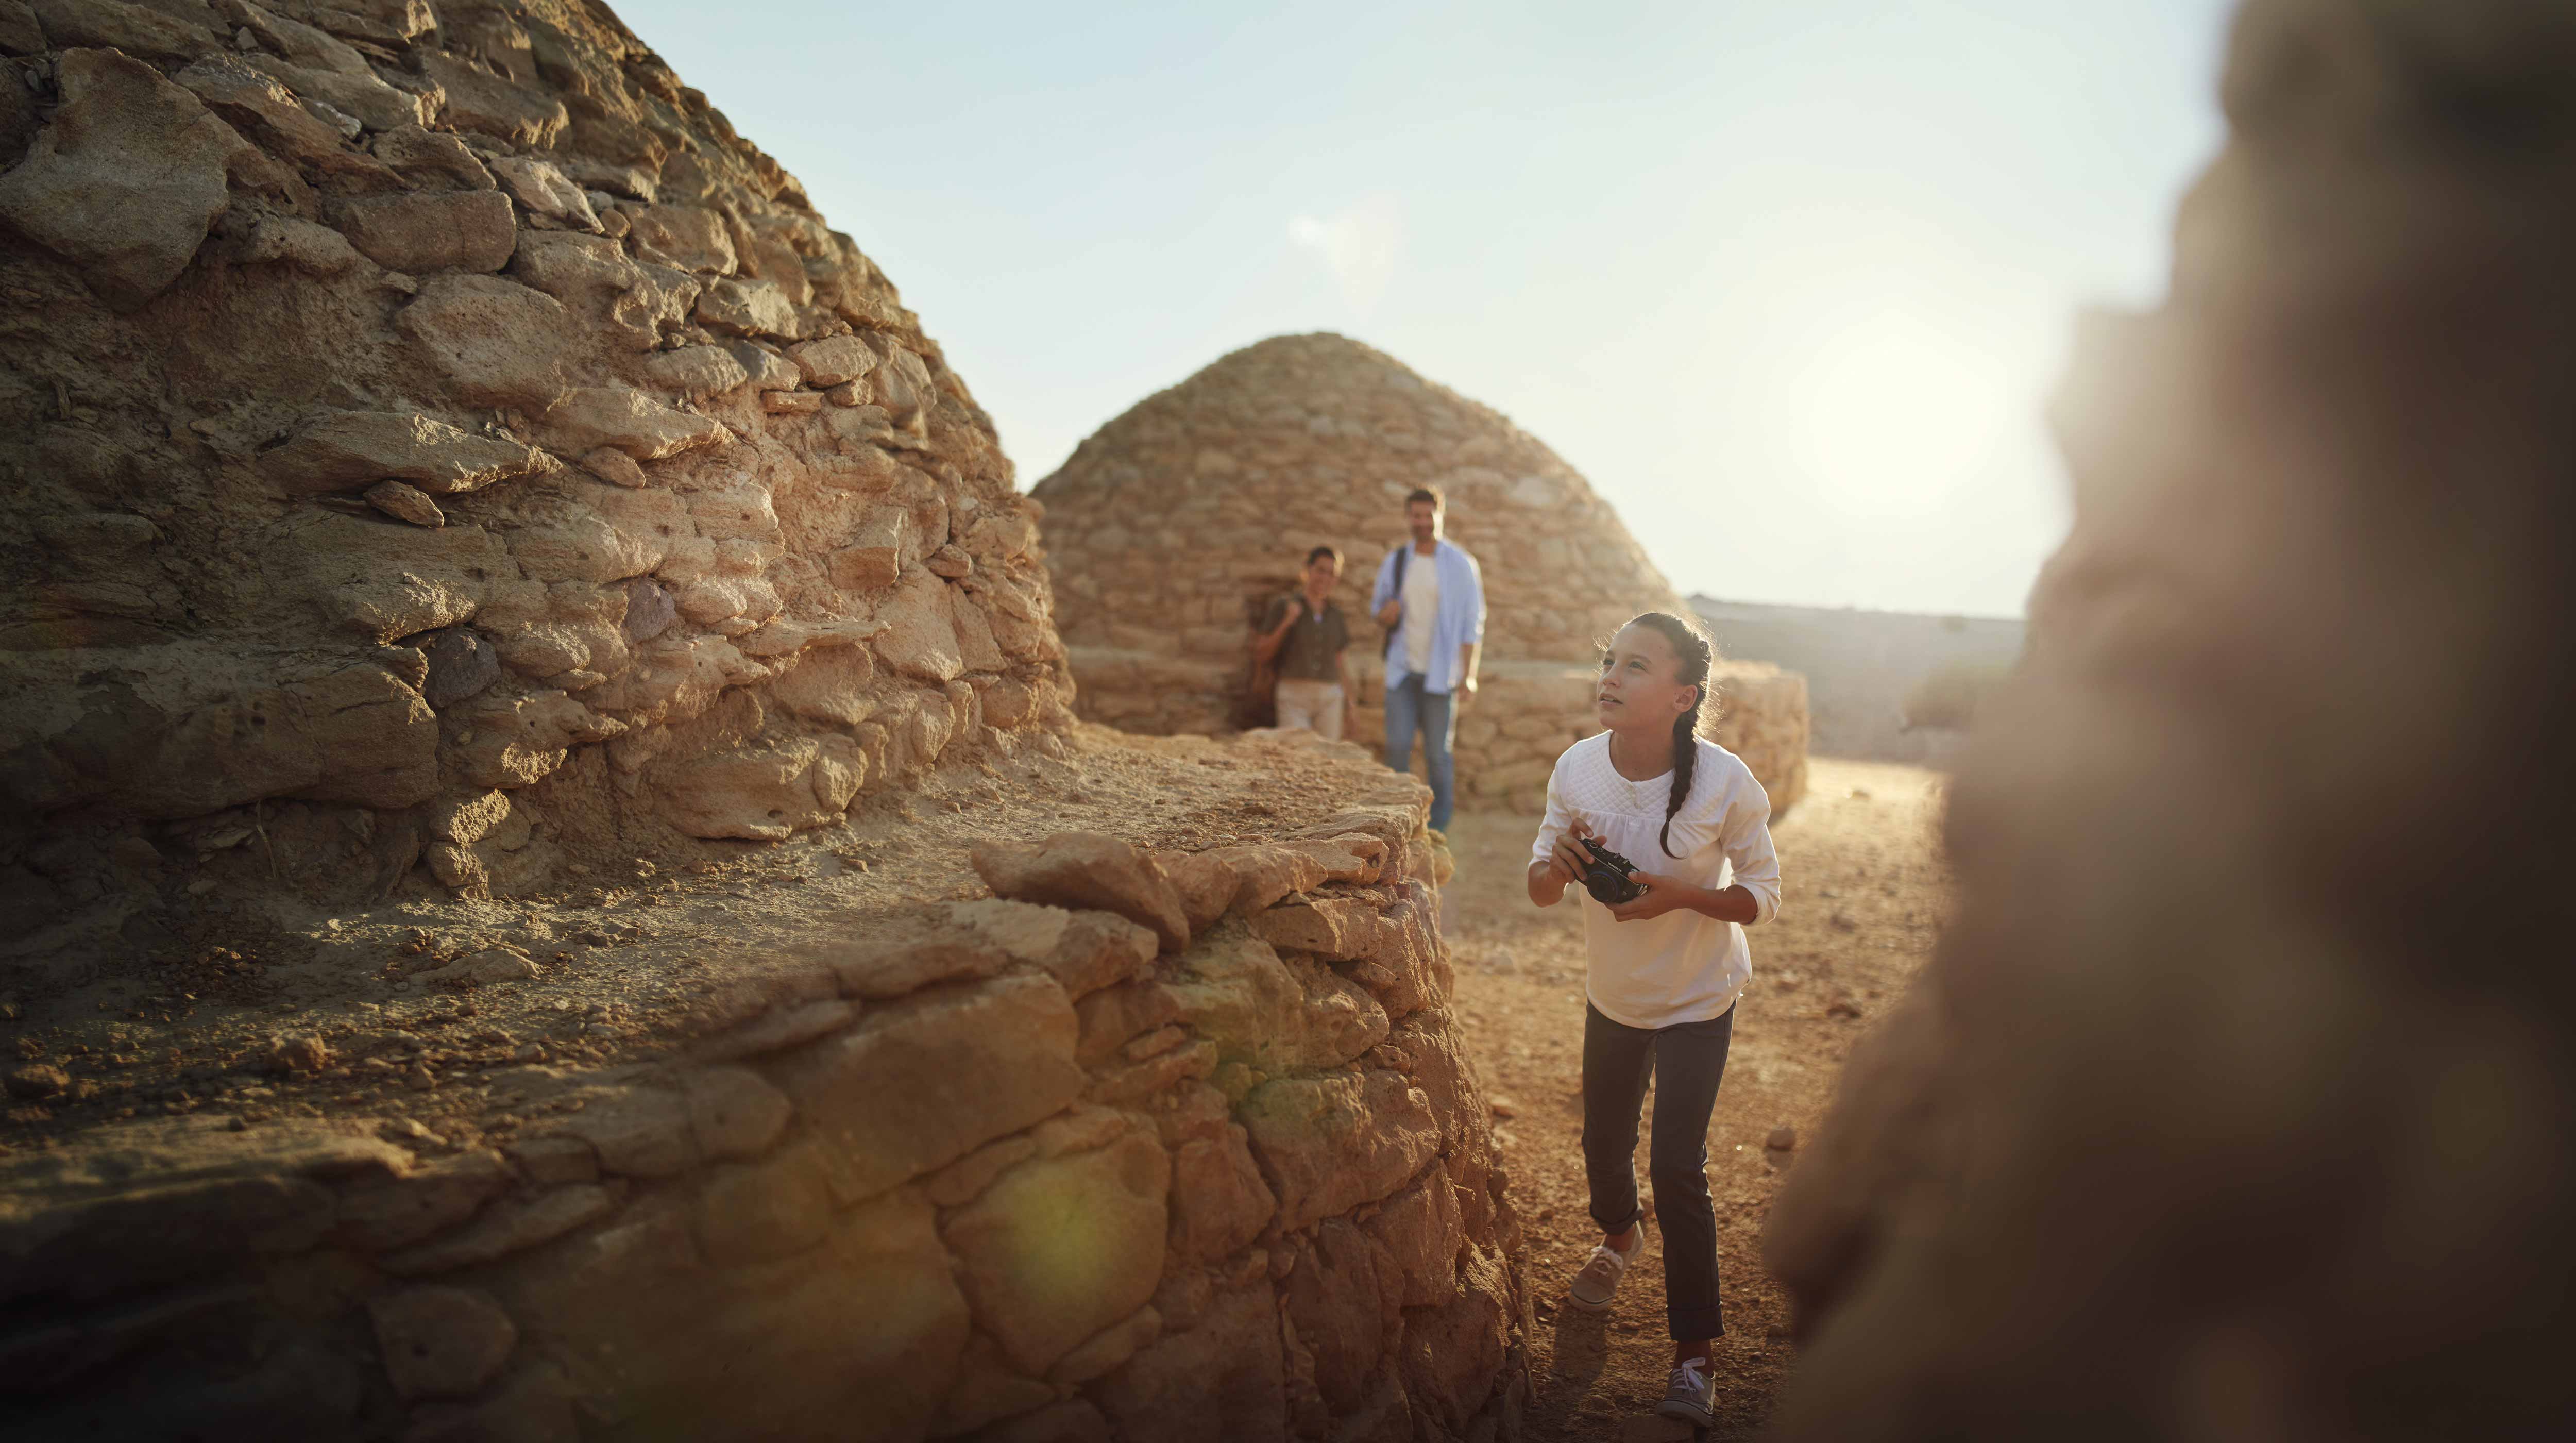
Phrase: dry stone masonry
[
  {"left": 1031, "top": 333, "right": 1809, "bottom": 815},
  {"left": 0, "top": 763, "right": 1531, "bottom": 1442},
  {"left": 0, "top": 0, "right": 1073, "bottom": 909},
  {"left": 0, "top": 6, "right": 1536, "bottom": 1438}
]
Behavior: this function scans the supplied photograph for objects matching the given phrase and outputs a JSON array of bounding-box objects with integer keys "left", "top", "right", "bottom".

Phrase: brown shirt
[{"left": 1264, "top": 595, "right": 1350, "bottom": 682}]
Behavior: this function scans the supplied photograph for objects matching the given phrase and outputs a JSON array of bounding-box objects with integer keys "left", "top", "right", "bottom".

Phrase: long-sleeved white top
[{"left": 1530, "top": 732, "right": 1782, "bottom": 1029}]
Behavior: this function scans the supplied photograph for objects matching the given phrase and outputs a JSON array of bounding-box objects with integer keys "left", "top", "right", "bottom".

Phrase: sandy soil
[
  {"left": 0, "top": 725, "right": 1408, "bottom": 1155},
  {"left": 1445, "top": 757, "right": 1952, "bottom": 1440}
]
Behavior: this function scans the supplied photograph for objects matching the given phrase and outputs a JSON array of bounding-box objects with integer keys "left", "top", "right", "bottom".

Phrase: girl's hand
[
  {"left": 1544, "top": 831, "right": 1598, "bottom": 887},
  {"left": 1608, "top": 870, "right": 1694, "bottom": 922}
]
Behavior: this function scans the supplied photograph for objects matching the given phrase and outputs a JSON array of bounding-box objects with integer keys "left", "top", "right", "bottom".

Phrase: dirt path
[{"left": 1444, "top": 757, "right": 1952, "bottom": 1439}]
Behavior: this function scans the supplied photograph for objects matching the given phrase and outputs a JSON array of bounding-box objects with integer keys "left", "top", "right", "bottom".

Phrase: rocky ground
[
  {"left": 0, "top": 724, "right": 1392, "bottom": 1159},
  {"left": 1444, "top": 757, "right": 1951, "bottom": 1441}
]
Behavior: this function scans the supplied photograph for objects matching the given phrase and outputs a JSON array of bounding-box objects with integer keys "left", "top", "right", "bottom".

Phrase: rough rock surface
[
  {"left": 0, "top": 0, "right": 1072, "bottom": 918},
  {"left": 1762, "top": 1, "right": 2576, "bottom": 1437},
  {"left": 0, "top": 737, "right": 1529, "bottom": 1442},
  {"left": 0, "top": 6, "right": 1531, "bottom": 1440},
  {"left": 1031, "top": 333, "right": 1809, "bottom": 814}
]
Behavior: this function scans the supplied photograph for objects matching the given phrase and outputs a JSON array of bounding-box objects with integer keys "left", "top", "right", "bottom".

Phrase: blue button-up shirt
[{"left": 1369, "top": 539, "right": 1486, "bottom": 694}]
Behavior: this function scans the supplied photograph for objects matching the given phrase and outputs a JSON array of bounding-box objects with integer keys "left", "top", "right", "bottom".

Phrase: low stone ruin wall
[
  {"left": 1064, "top": 645, "right": 1237, "bottom": 739},
  {"left": 1071, "top": 649, "right": 1811, "bottom": 818},
  {"left": 1439, "top": 660, "right": 1810, "bottom": 818},
  {"left": 0, "top": 802, "right": 1528, "bottom": 1442}
]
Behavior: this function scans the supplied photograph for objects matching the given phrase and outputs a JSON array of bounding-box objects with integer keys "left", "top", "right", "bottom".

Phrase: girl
[{"left": 1526, "top": 611, "right": 1782, "bottom": 1428}]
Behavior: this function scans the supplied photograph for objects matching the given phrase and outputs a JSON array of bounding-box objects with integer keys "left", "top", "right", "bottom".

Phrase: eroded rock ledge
[{"left": 1, "top": 745, "right": 1530, "bottom": 1443}]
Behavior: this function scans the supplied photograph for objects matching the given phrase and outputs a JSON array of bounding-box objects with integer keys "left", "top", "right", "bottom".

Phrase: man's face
[
  {"left": 1304, "top": 556, "right": 1341, "bottom": 592},
  {"left": 1407, "top": 500, "right": 1440, "bottom": 544}
]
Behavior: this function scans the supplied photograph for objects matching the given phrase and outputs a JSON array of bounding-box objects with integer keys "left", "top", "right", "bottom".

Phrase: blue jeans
[{"left": 1382, "top": 673, "right": 1456, "bottom": 831}]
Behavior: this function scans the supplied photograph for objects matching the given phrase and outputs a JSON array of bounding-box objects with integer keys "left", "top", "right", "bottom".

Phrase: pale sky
[{"left": 616, "top": 1, "right": 2237, "bottom": 618}]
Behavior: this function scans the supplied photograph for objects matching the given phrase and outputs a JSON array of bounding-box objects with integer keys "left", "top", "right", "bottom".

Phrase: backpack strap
[{"left": 1383, "top": 544, "right": 1410, "bottom": 650}]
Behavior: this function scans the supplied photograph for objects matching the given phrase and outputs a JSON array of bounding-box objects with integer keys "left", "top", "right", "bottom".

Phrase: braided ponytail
[{"left": 1628, "top": 612, "right": 1717, "bottom": 858}]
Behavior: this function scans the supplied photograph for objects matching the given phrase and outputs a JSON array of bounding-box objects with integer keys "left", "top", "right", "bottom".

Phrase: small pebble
[
  {"left": 363, "top": 480, "right": 445, "bottom": 528},
  {"left": 5, "top": 1064, "right": 69, "bottom": 1100},
  {"left": 1766, "top": 1124, "right": 1798, "bottom": 1152},
  {"left": 267, "top": 1034, "right": 330, "bottom": 1073},
  {"left": 380, "top": 1117, "right": 444, "bottom": 1147}
]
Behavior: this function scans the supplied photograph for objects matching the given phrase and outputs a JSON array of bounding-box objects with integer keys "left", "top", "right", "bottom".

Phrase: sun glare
[{"left": 1786, "top": 309, "right": 2019, "bottom": 520}]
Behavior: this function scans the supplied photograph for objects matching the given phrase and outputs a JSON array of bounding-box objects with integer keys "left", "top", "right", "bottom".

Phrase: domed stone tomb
[
  {"left": 0, "top": 0, "right": 1074, "bottom": 904},
  {"left": 1032, "top": 332, "right": 1809, "bottom": 813}
]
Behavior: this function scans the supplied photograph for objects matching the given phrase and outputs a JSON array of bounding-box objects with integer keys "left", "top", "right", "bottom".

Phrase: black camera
[{"left": 1578, "top": 838, "right": 1645, "bottom": 906}]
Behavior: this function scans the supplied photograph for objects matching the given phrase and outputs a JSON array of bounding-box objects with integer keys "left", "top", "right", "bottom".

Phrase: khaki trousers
[{"left": 1274, "top": 679, "right": 1345, "bottom": 740}]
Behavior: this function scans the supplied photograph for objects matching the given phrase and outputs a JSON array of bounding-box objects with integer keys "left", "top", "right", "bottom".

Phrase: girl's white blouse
[{"left": 1531, "top": 733, "right": 1782, "bottom": 1029}]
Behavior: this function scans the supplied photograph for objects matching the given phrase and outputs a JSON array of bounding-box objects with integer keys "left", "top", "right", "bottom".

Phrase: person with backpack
[
  {"left": 1251, "top": 545, "right": 1359, "bottom": 740},
  {"left": 1369, "top": 486, "right": 1484, "bottom": 831}
]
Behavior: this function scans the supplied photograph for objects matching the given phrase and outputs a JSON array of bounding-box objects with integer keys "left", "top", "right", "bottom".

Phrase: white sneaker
[
  {"left": 1657, "top": 1357, "right": 1716, "bottom": 1427},
  {"left": 1567, "top": 1226, "right": 1642, "bottom": 1311}
]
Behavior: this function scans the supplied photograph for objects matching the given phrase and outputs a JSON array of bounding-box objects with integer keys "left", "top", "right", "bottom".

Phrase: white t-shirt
[
  {"left": 1530, "top": 733, "right": 1782, "bottom": 1029},
  {"left": 1400, "top": 549, "right": 1440, "bottom": 675}
]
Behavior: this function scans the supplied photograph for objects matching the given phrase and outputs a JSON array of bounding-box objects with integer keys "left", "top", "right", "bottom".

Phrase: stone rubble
[{"left": 1031, "top": 332, "right": 1810, "bottom": 814}]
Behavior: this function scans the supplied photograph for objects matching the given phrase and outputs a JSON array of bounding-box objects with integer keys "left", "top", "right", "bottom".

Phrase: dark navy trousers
[{"left": 1580, "top": 1000, "right": 1735, "bottom": 1341}]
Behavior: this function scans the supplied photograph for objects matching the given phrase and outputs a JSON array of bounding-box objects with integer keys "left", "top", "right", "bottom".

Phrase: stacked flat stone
[
  {"left": 0, "top": 0, "right": 1072, "bottom": 905},
  {"left": 1032, "top": 332, "right": 1809, "bottom": 814},
  {"left": 0, "top": 10, "right": 1536, "bottom": 1438},
  {"left": 0, "top": 751, "right": 1530, "bottom": 1442}
]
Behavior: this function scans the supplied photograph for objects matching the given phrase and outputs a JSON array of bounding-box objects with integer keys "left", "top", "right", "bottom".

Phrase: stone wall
[
  {"left": 0, "top": 0, "right": 1070, "bottom": 910},
  {"left": 1, "top": 784, "right": 1531, "bottom": 1441},
  {"left": 0, "top": 8, "right": 1532, "bottom": 1440},
  {"left": 1441, "top": 659, "right": 1809, "bottom": 818},
  {"left": 1031, "top": 333, "right": 1809, "bottom": 816}
]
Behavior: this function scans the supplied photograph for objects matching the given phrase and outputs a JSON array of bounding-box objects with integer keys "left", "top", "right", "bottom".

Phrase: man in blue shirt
[{"left": 1370, "top": 486, "right": 1485, "bottom": 831}]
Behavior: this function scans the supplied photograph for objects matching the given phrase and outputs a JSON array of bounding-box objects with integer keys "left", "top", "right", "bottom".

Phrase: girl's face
[{"left": 1597, "top": 622, "right": 1699, "bottom": 736}]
